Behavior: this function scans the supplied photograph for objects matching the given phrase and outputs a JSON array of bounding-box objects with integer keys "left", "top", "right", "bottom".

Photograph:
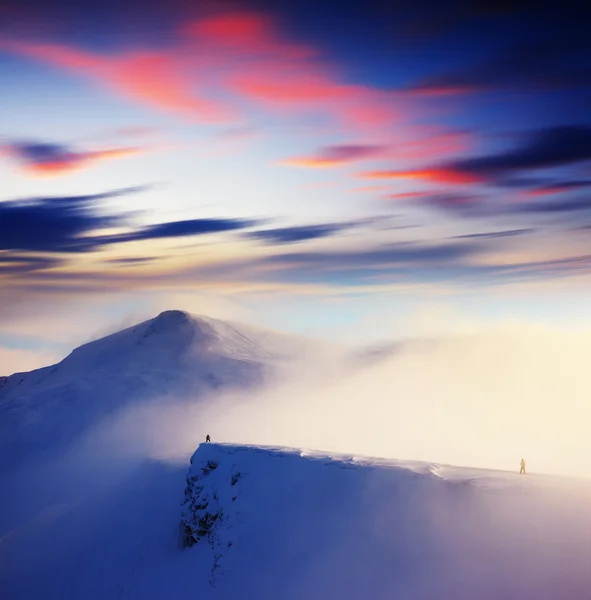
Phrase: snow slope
[
  {"left": 180, "top": 444, "right": 591, "bottom": 599},
  {"left": 0, "top": 310, "right": 318, "bottom": 471},
  {"left": 2, "top": 311, "right": 591, "bottom": 599},
  {"left": 3, "top": 443, "right": 591, "bottom": 599}
]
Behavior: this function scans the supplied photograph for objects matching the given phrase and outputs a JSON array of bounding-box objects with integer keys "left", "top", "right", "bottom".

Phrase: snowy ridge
[
  {"left": 179, "top": 443, "right": 591, "bottom": 599},
  {"left": 2, "top": 442, "right": 591, "bottom": 598}
]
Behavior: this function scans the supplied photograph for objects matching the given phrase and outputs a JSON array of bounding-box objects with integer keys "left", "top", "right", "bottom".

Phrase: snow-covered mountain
[
  {"left": 2, "top": 443, "right": 591, "bottom": 599},
  {"left": 0, "top": 310, "right": 319, "bottom": 471},
  {"left": 3, "top": 312, "right": 591, "bottom": 599}
]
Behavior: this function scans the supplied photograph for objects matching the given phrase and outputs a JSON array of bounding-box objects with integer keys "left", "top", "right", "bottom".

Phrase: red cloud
[
  {"left": 360, "top": 168, "right": 483, "bottom": 185},
  {"left": 184, "top": 13, "right": 315, "bottom": 60}
]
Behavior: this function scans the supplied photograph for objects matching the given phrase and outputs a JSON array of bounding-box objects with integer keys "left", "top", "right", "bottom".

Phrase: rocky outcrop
[{"left": 180, "top": 444, "right": 243, "bottom": 586}]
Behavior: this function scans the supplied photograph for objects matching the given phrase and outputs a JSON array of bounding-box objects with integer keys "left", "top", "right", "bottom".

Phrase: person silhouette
[
  {"left": 206, "top": 434, "right": 211, "bottom": 443},
  {"left": 520, "top": 458, "right": 526, "bottom": 474}
]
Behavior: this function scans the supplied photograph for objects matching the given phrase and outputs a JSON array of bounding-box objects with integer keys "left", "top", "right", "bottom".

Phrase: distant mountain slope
[{"left": 0, "top": 310, "right": 318, "bottom": 470}]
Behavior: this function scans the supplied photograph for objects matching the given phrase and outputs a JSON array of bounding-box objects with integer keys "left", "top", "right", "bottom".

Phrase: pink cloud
[
  {"left": 354, "top": 185, "right": 389, "bottom": 192},
  {"left": 2, "top": 141, "right": 145, "bottom": 176},
  {"left": 0, "top": 8, "right": 475, "bottom": 158},
  {"left": 0, "top": 40, "right": 234, "bottom": 123},
  {"left": 0, "top": 11, "right": 401, "bottom": 132},
  {"left": 390, "top": 130, "right": 471, "bottom": 161},
  {"left": 282, "top": 144, "right": 388, "bottom": 168},
  {"left": 229, "top": 69, "right": 397, "bottom": 129},
  {"left": 183, "top": 13, "right": 316, "bottom": 60},
  {"left": 282, "top": 130, "right": 471, "bottom": 169},
  {"left": 383, "top": 191, "right": 432, "bottom": 200}
]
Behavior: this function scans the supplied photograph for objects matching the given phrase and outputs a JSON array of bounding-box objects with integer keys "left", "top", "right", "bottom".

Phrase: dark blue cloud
[
  {"left": 453, "top": 228, "right": 534, "bottom": 239},
  {"left": 246, "top": 223, "right": 353, "bottom": 244},
  {"left": 0, "top": 188, "right": 258, "bottom": 259},
  {"left": 263, "top": 241, "right": 482, "bottom": 268},
  {"left": 0, "top": 187, "right": 144, "bottom": 253},
  {"left": 426, "top": 190, "right": 591, "bottom": 218},
  {"left": 450, "top": 126, "right": 591, "bottom": 180},
  {"left": 8, "top": 141, "right": 70, "bottom": 163},
  {"left": 104, "top": 256, "right": 159, "bottom": 264},
  {"left": 409, "top": 32, "right": 591, "bottom": 93},
  {"left": 516, "top": 180, "right": 591, "bottom": 193},
  {"left": 191, "top": 241, "right": 591, "bottom": 289},
  {"left": 0, "top": 254, "right": 63, "bottom": 274},
  {"left": 122, "top": 218, "right": 258, "bottom": 242},
  {"left": 516, "top": 197, "right": 591, "bottom": 214},
  {"left": 424, "top": 186, "right": 591, "bottom": 229},
  {"left": 179, "top": 239, "right": 490, "bottom": 289}
]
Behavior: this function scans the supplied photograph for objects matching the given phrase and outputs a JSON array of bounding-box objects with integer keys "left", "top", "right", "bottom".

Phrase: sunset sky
[{"left": 1, "top": 0, "right": 591, "bottom": 371}]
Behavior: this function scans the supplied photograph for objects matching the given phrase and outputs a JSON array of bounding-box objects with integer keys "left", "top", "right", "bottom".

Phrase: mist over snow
[
  {"left": 204, "top": 321, "right": 591, "bottom": 479},
  {"left": 54, "top": 312, "right": 590, "bottom": 480},
  {"left": 1, "top": 309, "right": 591, "bottom": 599}
]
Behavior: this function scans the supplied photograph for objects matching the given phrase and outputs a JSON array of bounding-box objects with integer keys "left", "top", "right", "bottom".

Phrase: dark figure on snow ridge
[
  {"left": 520, "top": 458, "right": 526, "bottom": 474},
  {"left": 206, "top": 434, "right": 211, "bottom": 443}
]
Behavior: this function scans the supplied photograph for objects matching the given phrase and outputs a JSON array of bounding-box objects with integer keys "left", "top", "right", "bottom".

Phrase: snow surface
[
  {"left": 2, "top": 442, "right": 591, "bottom": 599},
  {"left": 2, "top": 311, "right": 591, "bottom": 599},
  {"left": 0, "top": 310, "right": 321, "bottom": 472}
]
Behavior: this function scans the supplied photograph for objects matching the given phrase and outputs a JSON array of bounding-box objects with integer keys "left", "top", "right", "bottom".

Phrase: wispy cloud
[
  {"left": 1, "top": 140, "right": 144, "bottom": 176},
  {"left": 0, "top": 39, "right": 234, "bottom": 123},
  {"left": 361, "top": 168, "right": 482, "bottom": 185},
  {"left": 452, "top": 229, "right": 534, "bottom": 240},
  {"left": 384, "top": 191, "right": 438, "bottom": 200},
  {"left": 245, "top": 222, "right": 360, "bottom": 244},
  {"left": 406, "top": 33, "right": 591, "bottom": 95},
  {"left": 0, "top": 188, "right": 257, "bottom": 260},
  {"left": 0, "top": 9, "right": 406, "bottom": 133},
  {"left": 281, "top": 144, "right": 387, "bottom": 168},
  {"left": 0, "top": 187, "right": 143, "bottom": 254},
  {"left": 361, "top": 126, "right": 591, "bottom": 185},
  {"left": 0, "top": 254, "right": 63, "bottom": 274},
  {"left": 111, "top": 218, "right": 260, "bottom": 243},
  {"left": 283, "top": 131, "right": 471, "bottom": 169},
  {"left": 519, "top": 179, "right": 591, "bottom": 197},
  {"left": 262, "top": 242, "right": 483, "bottom": 269},
  {"left": 447, "top": 126, "right": 591, "bottom": 180}
]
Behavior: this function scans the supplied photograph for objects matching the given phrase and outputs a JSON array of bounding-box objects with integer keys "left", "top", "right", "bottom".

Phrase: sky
[{"left": 1, "top": 0, "right": 591, "bottom": 371}]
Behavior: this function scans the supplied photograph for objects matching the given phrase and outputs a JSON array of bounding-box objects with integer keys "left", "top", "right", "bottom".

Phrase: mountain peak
[
  {"left": 154, "top": 309, "right": 192, "bottom": 323},
  {"left": 149, "top": 309, "right": 195, "bottom": 333}
]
